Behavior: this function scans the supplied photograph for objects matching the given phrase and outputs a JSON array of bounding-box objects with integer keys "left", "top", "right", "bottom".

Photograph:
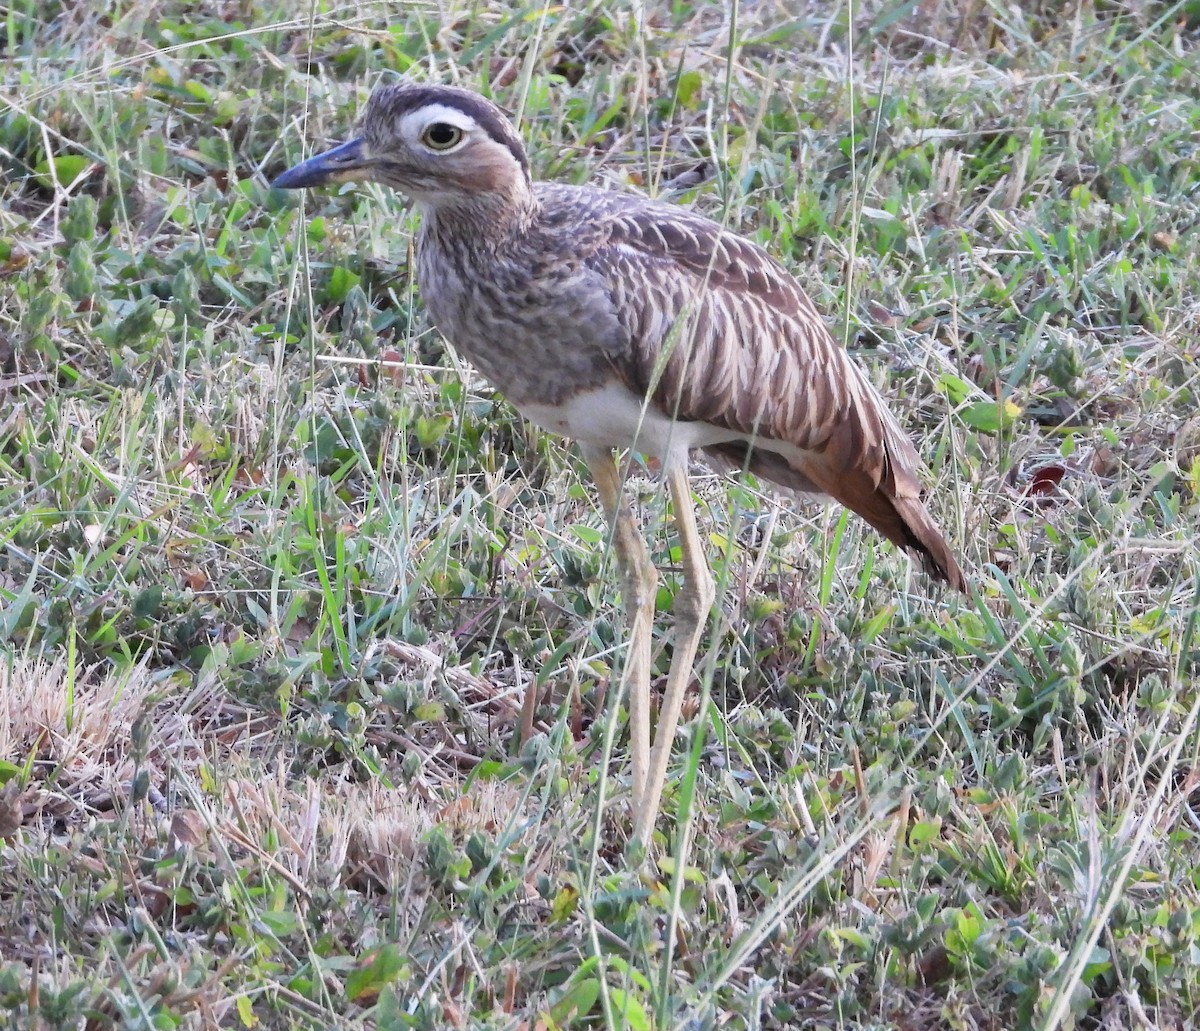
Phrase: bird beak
[{"left": 271, "top": 137, "right": 372, "bottom": 190}]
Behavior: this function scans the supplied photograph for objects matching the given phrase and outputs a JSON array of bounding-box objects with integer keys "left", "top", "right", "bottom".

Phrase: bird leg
[
  {"left": 633, "top": 463, "right": 715, "bottom": 846},
  {"left": 582, "top": 447, "right": 658, "bottom": 811}
]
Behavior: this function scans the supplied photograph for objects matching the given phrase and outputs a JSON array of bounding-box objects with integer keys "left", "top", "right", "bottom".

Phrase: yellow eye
[{"left": 421, "top": 123, "right": 464, "bottom": 150}]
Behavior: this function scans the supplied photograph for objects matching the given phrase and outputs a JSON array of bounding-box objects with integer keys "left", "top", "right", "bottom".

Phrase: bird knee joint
[{"left": 675, "top": 581, "right": 714, "bottom": 624}]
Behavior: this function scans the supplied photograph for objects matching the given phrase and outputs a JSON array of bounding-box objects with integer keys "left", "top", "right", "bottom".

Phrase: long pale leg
[
  {"left": 633, "top": 463, "right": 715, "bottom": 846},
  {"left": 581, "top": 446, "right": 658, "bottom": 810}
]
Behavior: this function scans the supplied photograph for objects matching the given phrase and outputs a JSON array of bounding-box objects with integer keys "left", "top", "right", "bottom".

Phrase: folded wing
[{"left": 586, "top": 201, "right": 965, "bottom": 590}]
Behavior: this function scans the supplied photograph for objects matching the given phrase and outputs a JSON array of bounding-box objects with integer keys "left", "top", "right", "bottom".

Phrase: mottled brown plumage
[{"left": 273, "top": 82, "right": 965, "bottom": 843}]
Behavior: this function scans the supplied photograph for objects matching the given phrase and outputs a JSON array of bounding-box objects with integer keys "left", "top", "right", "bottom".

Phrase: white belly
[{"left": 518, "top": 383, "right": 808, "bottom": 468}]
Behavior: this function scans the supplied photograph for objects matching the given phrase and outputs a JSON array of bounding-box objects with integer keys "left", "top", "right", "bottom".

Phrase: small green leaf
[
  {"left": 609, "top": 988, "right": 650, "bottom": 1031},
  {"left": 347, "top": 944, "right": 408, "bottom": 1002},
  {"left": 34, "top": 154, "right": 91, "bottom": 190},
  {"left": 549, "top": 977, "right": 600, "bottom": 1024},
  {"left": 257, "top": 908, "right": 302, "bottom": 935},
  {"left": 414, "top": 414, "right": 452, "bottom": 448},
  {"left": 915, "top": 893, "right": 939, "bottom": 922},
  {"left": 955, "top": 904, "right": 983, "bottom": 945},
  {"left": 411, "top": 701, "right": 446, "bottom": 722},
  {"left": 325, "top": 266, "right": 360, "bottom": 303},
  {"left": 656, "top": 856, "right": 705, "bottom": 883},
  {"left": 133, "top": 585, "right": 164, "bottom": 619},
  {"left": 550, "top": 885, "right": 578, "bottom": 922},
  {"left": 860, "top": 604, "right": 895, "bottom": 643},
  {"left": 470, "top": 759, "right": 521, "bottom": 781},
  {"left": 675, "top": 69, "right": 703, "bottom": 109},
  {"left": 570, "top": 525, "right": 604, "bottom": 546},
  {"left": 111, "top": 296, "right": 163, "bottom": 346},
  {"left": 936, "top": 373, "right": 972, "bottom": 406},
  {"left": 375, "top": 984, "right": 414, "bottom": 1030},
  {"left": 938, "top": 375, "right": 1021, "bottom": 432},
  {"left": 828, "top": 926, "right": 872, "bottom": 949},
  {"left": 908, "top": 818, "right": 941, "bottom": 848},
  {"left": 235, "top": 994, "right": 257, "bottom": 1027},
  {"left": 184, "top": 79, "right": 212, "bottom": 103},
  {"left": 958, "top": 399, "right": 1022, "bottom": 433},
  {"left": 214, "top": 91, "right": 240, "bottom": 124}
]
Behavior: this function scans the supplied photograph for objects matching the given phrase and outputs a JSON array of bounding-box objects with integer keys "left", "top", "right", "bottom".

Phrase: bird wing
[
  {"left": 577, "top": 194, "right": 964, "bottom": 589},
  {"left": 584, "top": 198, "right": 923, "bottom": 497}
]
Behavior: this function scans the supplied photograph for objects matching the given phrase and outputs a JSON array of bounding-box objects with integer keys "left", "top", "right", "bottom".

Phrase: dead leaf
[
  {"left": 867, "top": 300, "right": 901, "bottom": 326},
  {"left": 503, "top": 965, "right": 518, "bottom": 1013},
  {"left": 1151, "top": 230, "right": 1177, "bottom": 252},
  {"left": 0, "top": 781, "right": 24, "bottom": 840},
  {"left": 184, "top": 567, "right": 209, "bottom": 592},
  {"left": 381, "top": 349, "right": 404, "bottom": 386},
  {"left": 1025, "top": 464, "right": 1066, "bottom": 497},
  {"left": 442, "top": 999, "right": 466, "bottom": 1028},
  {"left": 0, "top": 247, "right": 30, "bottom": 276},
  {"left": 170, "top": 809, "right": 208, "bottom": 850},
  {"left": 234, "top": 463, "right": 265, "bottom": 486}
]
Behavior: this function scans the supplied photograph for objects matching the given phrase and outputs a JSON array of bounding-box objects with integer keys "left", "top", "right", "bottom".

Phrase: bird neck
[{"left": 416, "top": 180, "right": 537, "bottom": 243}]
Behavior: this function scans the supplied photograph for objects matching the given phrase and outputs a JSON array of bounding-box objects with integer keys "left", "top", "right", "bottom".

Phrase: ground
[{"left": 3, "top": 1, "right": 1200, "bottom": 1028}]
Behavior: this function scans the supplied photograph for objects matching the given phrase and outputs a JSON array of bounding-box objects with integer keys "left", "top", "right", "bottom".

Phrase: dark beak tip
[{"left": 270, "top": 167, "right": 313, "bottom": 191}]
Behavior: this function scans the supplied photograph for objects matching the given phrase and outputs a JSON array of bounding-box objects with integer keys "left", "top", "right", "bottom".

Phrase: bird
[{"left": 271, "top": 82, "right": 966, "bottom": 846}]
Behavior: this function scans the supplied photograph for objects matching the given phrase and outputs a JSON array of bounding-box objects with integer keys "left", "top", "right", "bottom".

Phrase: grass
[{"left": 3, "top": 0, "right": 1200, "bottom": 1026}]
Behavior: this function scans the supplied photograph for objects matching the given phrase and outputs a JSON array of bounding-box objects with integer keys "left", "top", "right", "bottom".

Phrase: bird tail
[
  {"left": 700, "top": 438, "right": 966, "bottom": 591},
  {"left": 786, "top": 397, "right": 968, "bottom": 592},
  {"left": 807, "top": 461, "right": 966, "bottom": 592}
]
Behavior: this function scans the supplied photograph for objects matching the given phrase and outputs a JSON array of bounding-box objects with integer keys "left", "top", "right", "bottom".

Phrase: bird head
[{"left": 271, "top": 83, "right": 531, "bottom": 213}]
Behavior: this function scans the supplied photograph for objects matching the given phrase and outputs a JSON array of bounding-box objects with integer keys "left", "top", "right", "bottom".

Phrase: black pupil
[{"left": 427, "top": 124, "right": 458, "bottom": 146}]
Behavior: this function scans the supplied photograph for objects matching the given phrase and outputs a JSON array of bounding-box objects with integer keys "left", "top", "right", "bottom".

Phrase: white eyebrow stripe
[{"left": 398, "top": 104, "right": 480, "bottom": 137}]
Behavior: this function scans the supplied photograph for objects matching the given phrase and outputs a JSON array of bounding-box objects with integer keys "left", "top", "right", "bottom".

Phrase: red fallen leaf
[
  {"left": 357, "top": 362, "right": 371, "bottom": 387},
  {"left": 168, "top": 443, "right": 204, "bottom": 472},
  {"left": 380, "top": 349, "right": 404, "bottom": 385},
  {"left": 867, "top": 300, "right": 900, "bottom": 326},
  {"left": 184, "top": 567, "right": 209, "bottom": 591},
  {"left": 490, "top": 55, "right": 519, "bottom": 88},
  {"left": 437, "top": 797, "right": 472, "bottom": 823},
  {"left": 1091, "top": 447, "right": 1119, "bottom": 478},
  {"left": 141, "top": 882, "right": 172, "bottom": 919},
  {"left": 1151, "top": 231, "right": 1176, "bottom": 253},
  {"left": 441, "top": 999, "right": 466, "bottom": 1028},
  {"left": 502, "top": 964, "right": 518, "bottom": 1014},
  {"left": 169, "top": 810, "right": 207, "bottom": 850},
  {"left": 990, "top": 548, "right": 1016, "bottom": 574},
  {"left": 234, "top": 463, "right": 265, "bottom": 486},
  {"left": 0, "top": 782, "right": 23, "bottom": 841},
  {"left": 285, "top": 617, "right": 313, "bottom": 645},
  {"left": 1025, "top": 464, "right": 1066, "bottom": 497}
]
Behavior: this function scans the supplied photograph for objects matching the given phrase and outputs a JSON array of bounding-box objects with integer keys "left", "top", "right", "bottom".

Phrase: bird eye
[{"left": 421, "top": 123, "right": 464, "bottom": 150}]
